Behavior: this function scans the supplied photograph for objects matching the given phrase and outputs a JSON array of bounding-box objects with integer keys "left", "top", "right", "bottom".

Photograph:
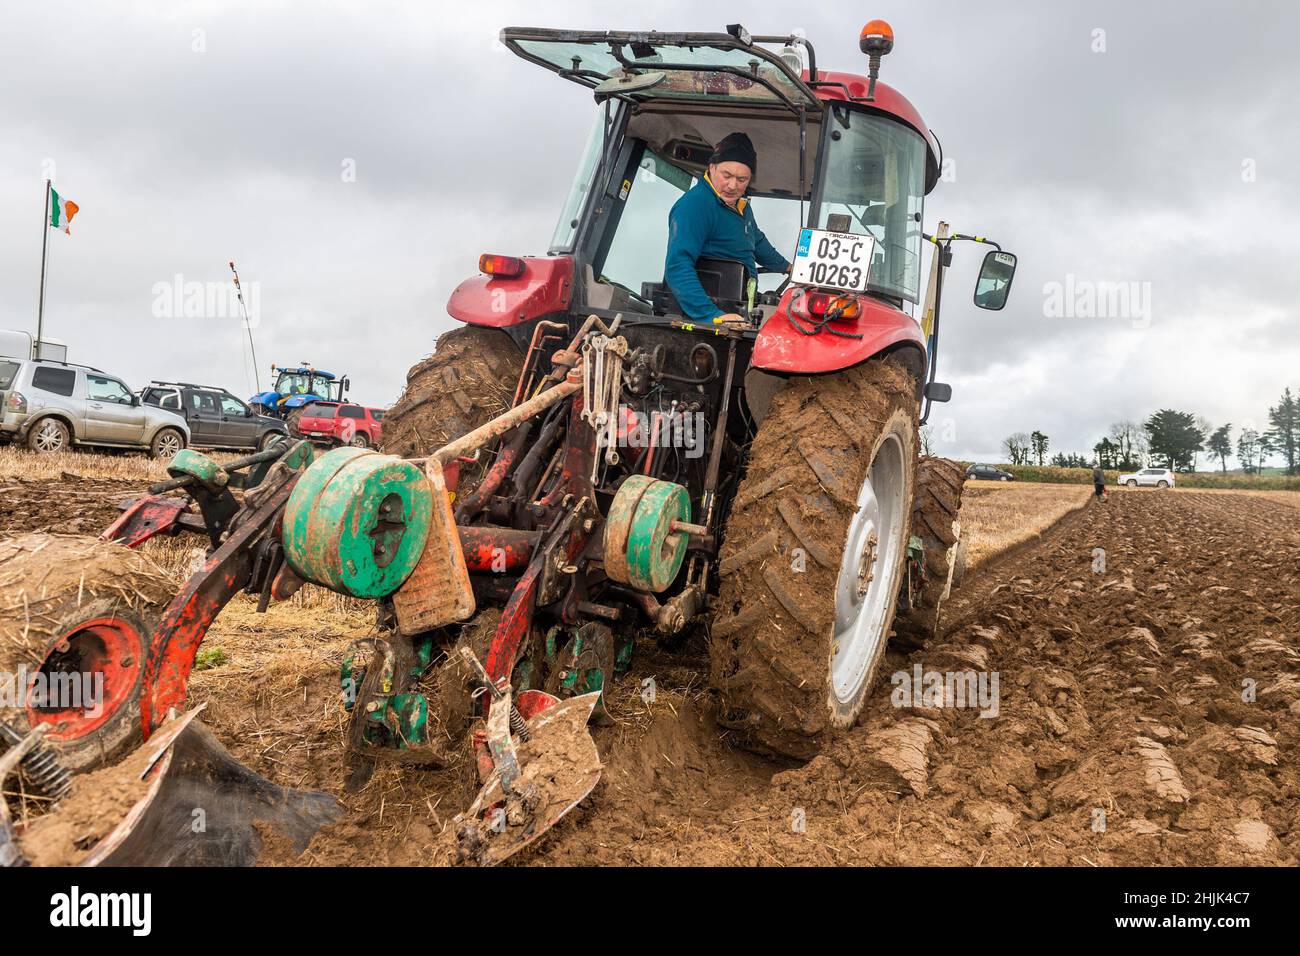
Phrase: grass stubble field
[{"left": 2, "top": 448, "right": 1298, "bottom": 865}]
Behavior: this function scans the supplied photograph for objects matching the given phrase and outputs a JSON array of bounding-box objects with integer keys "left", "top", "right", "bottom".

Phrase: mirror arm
[
  {"left": 919, "top": 240, "right": 950, "bottom": 426},
  {"left": 949, "top": 233, "right": 1001, "bottom": 251}
]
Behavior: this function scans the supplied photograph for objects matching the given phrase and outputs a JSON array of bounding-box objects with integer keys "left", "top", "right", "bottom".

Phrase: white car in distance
[{"left": 1117, "top": 467, "right": 1175, "bottom": 488}]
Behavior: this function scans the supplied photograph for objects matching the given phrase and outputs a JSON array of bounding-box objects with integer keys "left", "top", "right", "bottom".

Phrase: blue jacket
[{"left": 664, "top": 174, "right": 789, "bottom": 321}]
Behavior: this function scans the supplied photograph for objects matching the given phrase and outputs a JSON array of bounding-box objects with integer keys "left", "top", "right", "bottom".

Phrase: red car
[{"left": 291, "top": 401, "right": 385, "bottom": 448}]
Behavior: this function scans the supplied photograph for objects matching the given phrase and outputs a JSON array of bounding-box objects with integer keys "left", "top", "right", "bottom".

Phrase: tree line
[{"left": 1001, "top": 386, "right": 1299, "bottom": 474}]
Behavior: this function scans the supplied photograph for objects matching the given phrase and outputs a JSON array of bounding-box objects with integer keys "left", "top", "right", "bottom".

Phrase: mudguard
[
  {"left": 752, "top": 289, "right": 928, "bottom": 376},
  {"left": 447, "top": 256, "right": 574, "bottom": 328}
]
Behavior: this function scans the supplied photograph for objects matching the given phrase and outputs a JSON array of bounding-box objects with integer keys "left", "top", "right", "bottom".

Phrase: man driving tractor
[{"left": 664, "top": 131, "right": 790, "bottom": 326}]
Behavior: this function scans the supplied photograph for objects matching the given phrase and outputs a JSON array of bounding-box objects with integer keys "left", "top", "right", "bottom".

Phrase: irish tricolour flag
[{"left": 49, "top": 188, "right": 80, "bottom": 235}]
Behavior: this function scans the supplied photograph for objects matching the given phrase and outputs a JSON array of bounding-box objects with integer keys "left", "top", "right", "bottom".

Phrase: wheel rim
[
  {"left": 27, "top": 617, "right": 145, "bottom": 739},
  {"left": 351, "top": 435, "right": 367, "bottom": 447},
  {"left": 831, "top": 432, "right": 907, "bottom": 705},
  {"left": 157, "top": 432, "right": 181, "bottom": 458},
  {"left": 34, "top": 420, "right": 64, "bottom": 452}
]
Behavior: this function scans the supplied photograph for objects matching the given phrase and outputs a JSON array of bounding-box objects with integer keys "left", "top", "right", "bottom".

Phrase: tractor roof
[
  {"left": 278, "top": 366, "right": 337, "bottom": 379},
  {"left": 500, "top": 26, "right": 940, "bottom": 191}
]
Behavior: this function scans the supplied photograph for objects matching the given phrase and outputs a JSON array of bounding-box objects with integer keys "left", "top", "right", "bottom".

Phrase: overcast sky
[{"left": 2, "top": 1, "right": 1296, "bottom": 465}]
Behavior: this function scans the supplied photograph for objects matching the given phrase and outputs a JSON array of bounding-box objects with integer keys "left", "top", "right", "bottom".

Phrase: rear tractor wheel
[
  {"left": 380, "top": 326, "right": 524, "bottom": 467},
  {"left": 285, "top": 407, "right": 306, "bottom": 439},
  {"left": 0, "top": 534, "right": 174, "bottom": 774},
  {"left": 709, "top": 358, "right": 917, "bottom": 760}
]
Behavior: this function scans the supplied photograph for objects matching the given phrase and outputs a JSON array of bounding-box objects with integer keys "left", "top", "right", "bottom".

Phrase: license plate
[
  {"left": 310, "top": 431, "right": 324, "bottom": 437},
  {"left": 792, "top": 228, "right": 875, "bottom": 293}
]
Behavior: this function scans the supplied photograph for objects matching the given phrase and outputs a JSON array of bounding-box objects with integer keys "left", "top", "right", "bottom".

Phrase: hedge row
[{"left": 961, "top": 462, "right": 1300, "bottom": 491}]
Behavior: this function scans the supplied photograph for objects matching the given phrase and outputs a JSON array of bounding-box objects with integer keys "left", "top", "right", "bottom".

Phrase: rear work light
[
  {"left": 803, "top": 291, "right": 863, "bottom": 320},
  {"left": 479, "top": 254, "right": 526, "bottom": 278},
  {"left": 4, "top": 391, "right": 27, "bottom": 413}
]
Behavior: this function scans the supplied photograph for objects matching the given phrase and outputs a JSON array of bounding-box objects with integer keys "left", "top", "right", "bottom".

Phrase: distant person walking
[{"left": 1092, "top": 464, "right": 1108, "bottom": 502}]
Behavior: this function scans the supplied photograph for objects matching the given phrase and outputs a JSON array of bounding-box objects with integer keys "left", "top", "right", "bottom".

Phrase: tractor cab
[
  {"left": 459, "top": 24, "right": 1015, "bottom": 407},
  {"left": 503, "top": 26, "right": 931, "bottom": 316}
]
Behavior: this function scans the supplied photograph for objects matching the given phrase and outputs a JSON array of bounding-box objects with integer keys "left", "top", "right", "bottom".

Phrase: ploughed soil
[
  {"left": 8, "top": 484, "right": 1299, "bottom": 866},
  {"left": 0, "top": 475, "right": 146, "bottom": 535}
]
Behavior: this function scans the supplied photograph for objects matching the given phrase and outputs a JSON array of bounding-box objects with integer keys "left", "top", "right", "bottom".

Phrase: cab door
[{"left": 85, "top": 374, "right": 146, "bottom": 443}]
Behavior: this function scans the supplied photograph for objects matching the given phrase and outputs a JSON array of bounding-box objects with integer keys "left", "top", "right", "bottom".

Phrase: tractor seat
[{"left": 643, "top": 256, "right": 749, "bottom": 318}]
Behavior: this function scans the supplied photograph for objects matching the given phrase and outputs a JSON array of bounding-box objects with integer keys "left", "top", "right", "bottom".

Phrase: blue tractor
[{"left": 249, "top": 364, "right": 350, "bottom": 430}]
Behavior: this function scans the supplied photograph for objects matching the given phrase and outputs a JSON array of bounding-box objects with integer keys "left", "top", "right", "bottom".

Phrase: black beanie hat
[{"left": 710, "top": 132, "right": 757, "bottom": 175}]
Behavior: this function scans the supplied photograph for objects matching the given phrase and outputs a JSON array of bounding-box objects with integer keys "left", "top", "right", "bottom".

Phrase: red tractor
[{"left": 381, "top": 20, "right": 1017, "bottom": 763}]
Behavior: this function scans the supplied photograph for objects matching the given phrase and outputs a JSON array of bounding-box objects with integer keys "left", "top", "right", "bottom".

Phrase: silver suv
[{"left": 0, "top": 357, "right": 189, "bottom": 457}]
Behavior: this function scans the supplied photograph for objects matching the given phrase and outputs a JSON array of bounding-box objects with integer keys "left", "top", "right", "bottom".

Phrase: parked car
[
  {"left": 965, "top": 463, "right": 1015, "bottom": 481},
  {"left": 139, "top": 381, "right": 287, "bottom": 452},
  {"left": 1117, "top": 467, "right": 1175, "bottom": 488},
  {"left": 291, "top": 401, "right": 384, "bottom": 447},
  {"left": 0, "top": 357, "right": 188, "bottom": 457}
]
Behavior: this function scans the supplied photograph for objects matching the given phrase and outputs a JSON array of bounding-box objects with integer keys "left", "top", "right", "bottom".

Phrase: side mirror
[
  {"left": 974, "top": 250, "right": 1017, "bottom": 311},
  {"left": 924, "top": 381, "right": 952, "bottom": 403},
  {"left": 130, "top": 394, "right": 141, "bottom": 407}
]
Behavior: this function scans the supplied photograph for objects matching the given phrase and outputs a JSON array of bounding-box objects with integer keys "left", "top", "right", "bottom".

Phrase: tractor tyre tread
[
  {"left": 380, "top": 326, "right": 524, "bottom": 463},
  {"left": 709, "top": 358, "right": 917, "bottom": 760},
  {"left": 894, "top": 456, "right": 966, "bottom": 644}
]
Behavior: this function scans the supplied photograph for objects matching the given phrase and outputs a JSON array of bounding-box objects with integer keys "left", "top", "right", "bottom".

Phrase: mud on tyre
[
  {"left": 380, "top": 326, "right": 524, "bottom": 462},
  {"left": 709, "top": 358, "right": 917, "bottom": 760},
  {"left": 0, "top": 534, "right": 174, "bottom": 773}
]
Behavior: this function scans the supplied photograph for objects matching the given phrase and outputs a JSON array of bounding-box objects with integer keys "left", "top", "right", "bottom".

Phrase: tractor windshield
[
  {"left": 276, "top": 372, "right": 316, "bottom": 396},
  {"left": 813, "top": 105, "right": 926, "bottom": 303}
]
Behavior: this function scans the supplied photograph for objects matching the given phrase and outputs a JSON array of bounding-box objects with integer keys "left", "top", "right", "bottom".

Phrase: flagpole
[{"left": 36, "top": 179, "right": 50, "bottom": 357}]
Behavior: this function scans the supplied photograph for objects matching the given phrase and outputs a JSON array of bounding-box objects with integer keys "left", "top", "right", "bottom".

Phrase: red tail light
[
  {"left": 802, "top": 291, "right": 863, "bottom": 320},
  {"left": 479, "top": 254, "right": 526, "bottom": 278}
]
